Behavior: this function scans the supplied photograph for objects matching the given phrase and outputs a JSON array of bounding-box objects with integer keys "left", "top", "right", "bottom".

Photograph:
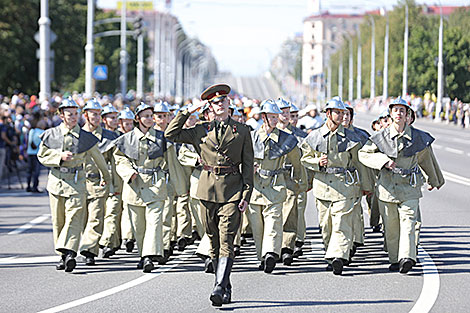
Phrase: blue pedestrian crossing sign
[{"left": 93, "top": 65, "right": 108, "bottom": 81}]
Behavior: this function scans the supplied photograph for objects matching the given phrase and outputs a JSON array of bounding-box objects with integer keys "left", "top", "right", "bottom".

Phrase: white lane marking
[
  {"left": 451, "top": 138, "right": 470, "bottom": 145},
  {"left": 432, "top": 144, "right": 442, "bottom": 149},
  {"left": 409, "top": 247, "right": 440, "bottom": 313},
  {"left": 444, "top": 147, "right": 464, "bottom": 155},
  {"left": 442, "top": 170, "right": 470, "bottom": 186},
  {"left": 37, "top": 248, "right": 196, "bottom": 313},
  {"left": 8, "top": 214, "right": 51, "bottom": 235},
  {"left": 0, "top": 256, "right": 57, "bottom": 264},
  {"left": 236, "top": 76, "right": 244, "bottom": 94}
]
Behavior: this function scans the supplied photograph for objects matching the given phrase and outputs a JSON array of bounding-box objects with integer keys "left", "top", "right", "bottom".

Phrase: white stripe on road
[
  {"left": 8, "top": 214, "right": 51, "bottom": 235},
  {"left": 444, "top": 147, "right": 464, "bottom": 155},
  {"left": 451, "top": 137, "right": 470, "bottom": 145},
  {"left": 37, "top": 248, "right": 196, "bottom": 313},
  {"left": 0, "top": 256, "right": 58, "bottom": 264},
  {"left": 442, "top": 171, "right": 470, "bottom": 187},
  {"left": 409, "top": 247, "right": 440, "bottom": 313}
]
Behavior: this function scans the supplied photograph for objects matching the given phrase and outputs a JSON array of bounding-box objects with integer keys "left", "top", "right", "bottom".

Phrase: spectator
[
  {"left": 26, "top": 119, "right": 46, "bottom": 192},
  {"left": 298, "top": 104, "right": 324, "bottom": 131},
  {"left": 0, "top": 112, "right": 8, "bottom": 181}
]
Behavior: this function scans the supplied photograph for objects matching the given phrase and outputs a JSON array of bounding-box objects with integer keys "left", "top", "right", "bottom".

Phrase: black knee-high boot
[{"left": 210, "top": 257, "right": 233, "bottom": 307}]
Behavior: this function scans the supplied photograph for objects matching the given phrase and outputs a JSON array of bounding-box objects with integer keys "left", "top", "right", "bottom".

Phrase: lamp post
[
  {"left": 119, "top": 0, "right": 127, "bottom": 97},
  {"left": 382, "top": 8, "right": 389, "bottom": 101},
  {"left": 38, "top": 0, "right": 51, "bottom": 102},
  {"left": 357, "top": 27, "right": 362, "bottom": 100},
  {"left": 338, "top": 50, "right": 343, "bottom": 99},
  {"left": 370, "top": 16, "right": 376, "bottom": 99},
  {"left": 84, "top": 0, "right": 94, "bottom": 98},
  {"left": 402, "top": 4, "right": 409, "bottom": 97},
  {"left": 345, "top": 33, "right": 354, "bottom": 102},
  {"left": 435, "top": 4, "right": 444, "bottom": 122}
]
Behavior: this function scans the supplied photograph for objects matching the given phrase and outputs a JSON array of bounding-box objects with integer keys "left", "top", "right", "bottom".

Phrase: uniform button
[
  {"left": 329, "top": 181, "right": 333, "bottom": 183},
  {"left": 217, "top": 161, "right": 221, "bottom": 165}
]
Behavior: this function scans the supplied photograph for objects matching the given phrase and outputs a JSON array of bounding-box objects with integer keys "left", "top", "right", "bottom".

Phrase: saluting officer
[
  {"left": 301, "top": 97, "right": 373, "bottom": 275},
  {"left": 114, "top": 103, "right": 185, "bottom": 272},
  {"left": 38, "top": 97, "right": 110, "bottom": 272},
  {"left": 275, "top": 98, "right": 308, "bottom": 265},
  {"left": 246, "top": 99, "right": 307, "bottom": 273},
  {"left": 165, "top": 84, "right": 254, "bottom": 307},
  {"left": 359, "top": 97, "right": 445, "bottom": 273}
]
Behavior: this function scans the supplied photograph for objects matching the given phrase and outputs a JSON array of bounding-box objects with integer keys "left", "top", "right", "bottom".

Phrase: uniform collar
[
  {"left": 390, "top": 124, "right": 411, "bottom": 140},
  {"left": 60, "top": 123, "right": 80, "bottom": 138},
  {"left": 258, "top": 126, "right": 280, "bottom": 143},
  {"left": 320, "top": 123, "right": 344, "bottom": 137},
  {"left": 92, "top": 125, "right": 103, "bottom": 140}
]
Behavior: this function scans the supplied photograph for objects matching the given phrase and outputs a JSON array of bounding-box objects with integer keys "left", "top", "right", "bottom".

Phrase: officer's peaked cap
[{"left": 200, "top": 83, "right": 231, "bottom": 101}]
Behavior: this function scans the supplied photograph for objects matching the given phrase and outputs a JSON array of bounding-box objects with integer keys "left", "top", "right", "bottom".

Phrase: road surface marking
[
  {"left": 409, "top": 247, "right": 440, "bottom": 313},
  {"left": 37, "top": 247, "right": 196, "bottom": 313},
  {"left": 442, "top": 171, "right": 470, "bottom": 186},
  {"left": 0, "top": 256, "right": 58, "bottom": 264},
  {"left": 432, "top": 144, "right": 442, "bottom": 149},
  {"left": 451, "top": 138, "right": 470, "bottom": 145},
  {"left": 444, "top": 147, "right": 464, "bottom": 155},
  {"left": 8, "top": 214, "right": 51, "bottom": 235},
  {"left": 236, "top": 76, "right": 244, "bottom": 94}
]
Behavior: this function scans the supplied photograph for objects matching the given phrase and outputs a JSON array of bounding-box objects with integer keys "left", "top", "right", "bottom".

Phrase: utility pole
[
  {"left": 153, "top": 12, "right": 161, "bottom": 98},
  {"left": 38, "top": 0, "right": 51, "bottom": 102},
  {"left": 435, "top": 5, "right": 444, "bottom": 122},
  {"left": 357, "top": 27, "right": 362, "bottom": 100},
  {"left": 134, "top": 17, "right": 144, "bottom": 99},
  {"left": 84, "top": 0, "right": 94, "bottom": 98},
  {"left": 348, "top": 36, "right": 353, "bottom": 102},
  {"left": 119, "top": 0, "right": 127, "bottom": 97},
  {"left": 402, "top": 4, "right": 409, "bottom": 97},
  {"left": 370, "top": 16, "right": 376, "bottom": 99},
  {"left": 383, "top": 9, "right": 389, "bottom": 101},
  {"left": 327, "top": 62, "right": 332, "bottom": 100},
  {"left": 338, "top": 50, "right": 343, "bottom": 99}
]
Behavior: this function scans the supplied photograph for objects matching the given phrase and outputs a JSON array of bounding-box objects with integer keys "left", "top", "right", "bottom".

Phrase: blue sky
[{"left": 97, "top": 0, "right": 470, "bottom": 76}]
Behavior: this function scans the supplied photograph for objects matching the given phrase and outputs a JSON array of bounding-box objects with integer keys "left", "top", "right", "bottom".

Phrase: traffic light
[{"left": 134, "top": 16, "right": 143, "bottom": 37}]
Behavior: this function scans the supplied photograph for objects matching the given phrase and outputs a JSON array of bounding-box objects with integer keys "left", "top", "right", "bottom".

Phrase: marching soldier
[
  {"left": 165, "top": 84, "right": 254, "bottom": 307},
  {"left": 246, "top": 99, "right": 307, "bottom": 273},
  {"left": 37, "top": 97, "right": 110, "bottom": 272},
  {"left": 79, "top": 99, "right": 118, "bottom": 265},
  {"left": 275, "top": 98, "right": 308, "bottom": 265},
  {"left": 98, "top": 104, "right": 123, "bottom": 257},
  {"left": 359, "top": 97, "right": 444, "bottom": 273},
  {"left": 301, "top": 97, "right": 373, "bottom": 275},
  {"left": 117, "top": 107, "right": 136, "bottom": 252},
  {"left": 114, "top": 103, "right": 185, "bottom": 272}
]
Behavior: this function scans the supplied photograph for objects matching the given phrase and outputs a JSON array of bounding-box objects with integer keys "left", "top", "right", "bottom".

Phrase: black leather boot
[
  {"left": 223, "top": 281, "right": 232, "bottom": 304},
  {"left": 64, "top": 250, "right": 77, "bottom": 273},
  {"left": 210, "top": 257, "right": 233, "bottom": 307},
  {"left": 293, "top": 241, "right": 304, "bottom": 257},
  {"left": 56, "top": 254, "right": 66, "bottom": 270},
  {"left": 281, "top": 248, "right": 294, "bottom": 266}
]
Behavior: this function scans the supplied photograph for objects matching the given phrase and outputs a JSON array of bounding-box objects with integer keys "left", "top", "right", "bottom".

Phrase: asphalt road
[{"left": 0, "top": 108, "right": 469, "bottom": 313}]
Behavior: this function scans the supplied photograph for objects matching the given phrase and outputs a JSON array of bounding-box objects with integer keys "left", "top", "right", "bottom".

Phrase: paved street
[{"left": 1, "top": 105, "right": 469, "bottom": 313}]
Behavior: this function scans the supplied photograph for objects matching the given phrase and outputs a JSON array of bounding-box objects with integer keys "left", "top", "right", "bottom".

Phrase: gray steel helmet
[
  {"left": 83, "top": 98, "right": 103, "bottom": 111},
  {"left": 101, "top": 103, "right": 119, "bottom": 116},
  {"left": 323, "top": 97, "right": 347, "bottom": 112},
  {"left": 135, "top": 102, "right": 153, "bottom": 116},
  {"left": 154, "top": 101, "right": 170, "bottom": 113},
  {"left": 118, "top": 107, "right": 135, "bottom": 120},
  {"left": 389, "top": 96, "right": 411, "bottom": 110},
  {"left": 290, "top": 103, "right": 300, "bottom": 113},
  {"left": 58, "top": 97, "right": 79, "bottom": 110},
  {"left": 260, "top": 99, "right": 282, "bottom": 114},
  {"left": 275, "top": 98, "right": 291, "bottom": 110},
  {"left": 343, "top": 102, "right": 354, "bottom": 113},
  {"left": 379, "top": 109, "right": 390, "bottom": 118}
]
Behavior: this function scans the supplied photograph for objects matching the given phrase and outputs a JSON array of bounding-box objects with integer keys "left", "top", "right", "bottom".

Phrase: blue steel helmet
[
  {"left": 323, "top": 97, "right": 347, "bottom": 112},
  {"left": 58, "top": 97, "right": 79, "bottom": 110},
  {"left": 154, "top": 101, "right": 170, "bottom": 113},
  {"left": 290, "top": 103, "right": 300, "bottom": 113},
  {"left": 135, "top": 102, "right": 153, "bottom": 116},
  {"left": 379, "top": 109, "right": 390, "bottom": 119},
  {"left": 389, "top": 96, "right": 411, "bottom": 110},
  {"left": 118, "top": 107, "right": 135, "bottom": 120},
  {"left": 101, "top": 103, "right": 119, "bottom": 116},
  {"left": 232, "top": 106, "right": 242, "bottom": 117},
  {"left": 83, "top": 98, "right": 103, "bottom": 111},
  {"left": 260, "top": 99, "right": 282, "bottom": 114},
  {"left": 275, "top": 97, "right": 291, "bottom": 110},
  {"left": 343, "top": 102, "right": 354, "bottom": 113}
]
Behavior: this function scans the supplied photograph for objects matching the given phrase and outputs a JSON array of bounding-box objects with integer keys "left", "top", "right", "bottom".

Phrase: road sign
[
  {"left": 93, "top": 65, "right": 108, "bottom": 81},
  {"left": 34, "top": 31, "right": 57, "bottom": 44}
]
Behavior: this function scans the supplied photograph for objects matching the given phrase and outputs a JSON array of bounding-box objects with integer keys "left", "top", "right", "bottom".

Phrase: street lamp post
[
  {"left": 153, "top": 12, "right": 161, "bottom": 98},
  {"left": 338, "top": 50, "right": 343, "bottom": 99},
  {"left": 119, "top": 0, "right": 127, "bottom": 97},
  {"left": 84, "top": 0, "right": 94, "bottom": 98},
  {"left": 38, "top": 0, "right": 51, "bottom": 102},
  {"left": 370, "top": 16, "right": 376, "bottom": 99},
  {"left": 347, "top": 34, "right": 354, "bottom": 102},
  {"left": 435, "top": 5, "right": 444, "bottom": 122},
  {"left": 357, "top": 27, "right": 362, "bottom": 100},
  {"left": 383, "top": 9, "right": 389, "bottom": 101},
  {"left": 402, "top": 4, "right": 409, "bottom": 97},
  {"left": 136, "top": 31, "right": 144, "bottom": 99}
]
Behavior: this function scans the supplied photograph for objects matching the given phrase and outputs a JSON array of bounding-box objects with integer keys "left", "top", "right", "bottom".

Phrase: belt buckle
[
  {"left": 214, "top": 166, "right": 221, "bottom": 175},
  {"left": 59, "top": 167, "right": 68, "bottom": 173}
]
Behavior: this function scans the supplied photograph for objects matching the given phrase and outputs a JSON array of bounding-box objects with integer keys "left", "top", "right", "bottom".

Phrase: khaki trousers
[
  {"left": 282, "top": 189, "right": 298, "bottom": 251},
  {"left": 176, "top": 194, "right": 192, "bottom": 239},
  {"left": 316, "top": 198, "right": 356, "bottom": 260},
  {"left": 80, "top": 196, "right": 106, "bottom": 256},
  {"left": 200, "top": 201, "right": 241, "bottom": 259},
  {"left": 379, "top": 199, "right": 419, "bottom": 264},
  {"left": 121, "top": 204, "right": 134, "bottom": 241},
  {"left": 162, "top": 196, "right": 176, "bottom": 250},
  {"left": 246, "top": 203, "right": 283, "bottom": 261},
  {"left": 296, "top": 191, "right": 307, "bottom": 242},
  {"left": 49, "top": 193, "right": 86, "bottom": 255},
  {"left": 126, "top": 201, "right": 165, "bottom": 257},
  {"left": 99, "top": 194, "right": 122, "bottom": 249},
  {"left": 352, "top": 199, "right": 365, "bottom": 245},
  {"left": 241, "top": 211, "right": 252, "bottom": 236},
  {"left": 189, "top": 197, "right": 205, "bottom": 237},
  {"left": 368, "top": 193, "right": 381, "bottom": 227},
  {"left": 416, "top": 206, "right": 421, "bottom": 247}
]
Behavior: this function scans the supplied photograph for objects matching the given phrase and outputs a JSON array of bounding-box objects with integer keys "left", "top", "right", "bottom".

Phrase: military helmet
[
  {"left": 83, "top": 98, "right": 103, "bottom": 111},
  {"left": 232, "top": 106, "right": 242, "bottom": 117},
  {"left": 389, "top": 96, "right": 411, "bottom": 110},
  {"left": 323, "top": 97, "right": 347, "bottom": 112},
  {"left": 260, "top": 99, "right": 282, "bottom": 114},
  {"left": 154, "top": 101, "right": 170, "bottom": 113},
  {"left": 275, "top": 98, "right": 291, "bottom": 110},
  {"left": 58, "top": 97, "right": 79, "bottom": 110},
  {"left": 379, "top": 109, "right": 390, "bottom": 118},
  {"left": 101, "top": 103, "right": 119, "bottom": 116},
  {"left": 343, "top": 102, "right": 354, "bottom": 113},
  {"left": 118, "top": 107, "right": 135, "bottom": 120},
  {"left": 135, "top": 102, "right": 153, "bottom": 116},
  {"left": 290, "top": 103, "right": 300, "bottom": 113}
]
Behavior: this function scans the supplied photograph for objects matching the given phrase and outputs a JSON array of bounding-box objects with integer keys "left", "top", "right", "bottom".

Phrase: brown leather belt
[{"left": 203, "top": 164, "right": 239, "bottom": 175}]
